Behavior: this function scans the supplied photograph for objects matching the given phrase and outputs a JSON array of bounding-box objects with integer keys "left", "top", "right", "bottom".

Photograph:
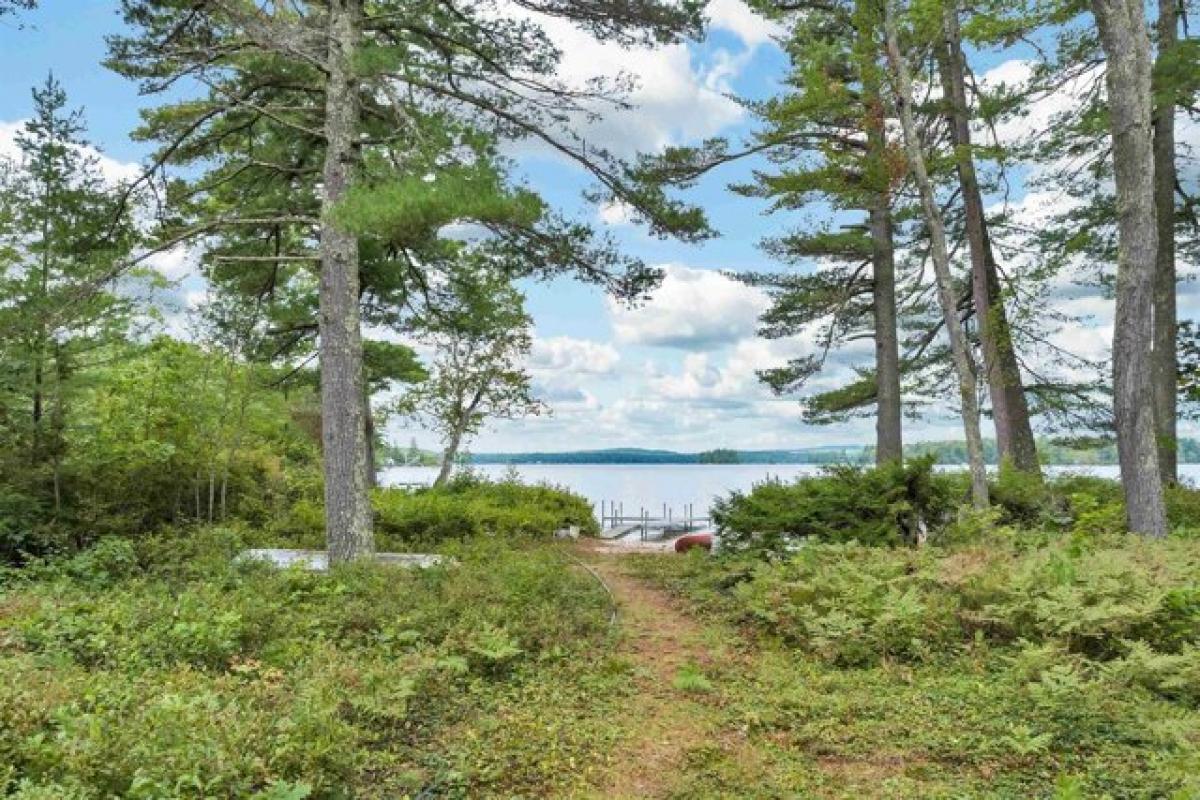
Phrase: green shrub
[
  {"left": 373, "top": 477, "right": 597, "bottom": 546},
  {"left": 711, "top": 456, "right": 958, "bottom": 551},
  {"left": 654, "top": 534, "right": 1200, "bottom": 670}
]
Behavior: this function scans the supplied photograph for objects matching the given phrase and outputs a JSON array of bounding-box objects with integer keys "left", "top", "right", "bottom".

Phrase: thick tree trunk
[
  {"left": 938, "top": 4, "right": 1041, "bottom": 478},
  {"left": 1092, "top": 0, "right": 1168, "bottom": 536},
  {"left": 1152, "top": 0, "right": 1178, "bottom": 484},
  {"left": 868, "top": 197, "right": 904, "bottom": 464},
  {"left": 320, "top": 0, "right": 374, "bottom": 563},
  {"left": 884, "top": 5, "right": 989, "bottom": 507},
  {"left": 861, "top": 21, "right": 903, "bottom": 466}
]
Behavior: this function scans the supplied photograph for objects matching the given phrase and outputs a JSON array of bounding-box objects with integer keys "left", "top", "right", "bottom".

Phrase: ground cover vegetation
[{"left": 626, "top": 466, "right": 1200, "bottom": 797}]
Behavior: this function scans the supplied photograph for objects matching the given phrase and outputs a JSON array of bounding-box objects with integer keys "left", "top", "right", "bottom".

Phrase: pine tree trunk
[
  {"left": 861, "top": 18, "right": 903, "bottom": 466},
  {"left": 1152, "top": 0, "right": 1178, "bottom": 484},
  {"left": 868, "top": 197, "right": 904, "bottom": 464},
  {"left": 320, "top": 0, "right": 374, "bottom": 563},
  {"left": 1092, "top": 0, "right": 1167, "bottom": 536},
  {"left": 938, "top": 4, "right": 1041, "bottom": 478},
  {"left": 884, "top": 4, "right": 989, "bottom": 507}
]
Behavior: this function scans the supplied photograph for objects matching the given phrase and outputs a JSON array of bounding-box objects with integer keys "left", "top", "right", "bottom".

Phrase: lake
[{"left": 379, "top": 463, "right": 1200, "bottom": 521}]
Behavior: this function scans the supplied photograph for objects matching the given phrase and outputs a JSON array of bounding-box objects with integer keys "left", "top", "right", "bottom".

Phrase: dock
[{"left": 597, "top": 500, "right": 712, "bottom": 542}]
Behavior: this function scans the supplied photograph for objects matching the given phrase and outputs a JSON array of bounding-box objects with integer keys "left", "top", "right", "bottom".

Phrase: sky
[{"left": 1, "top": 1, "right": 1195, "bottom": 454}]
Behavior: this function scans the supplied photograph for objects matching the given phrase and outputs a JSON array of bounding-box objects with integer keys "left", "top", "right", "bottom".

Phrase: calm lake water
[{"left": 379, "top": 463, "right": 1200, "bottom": 521}]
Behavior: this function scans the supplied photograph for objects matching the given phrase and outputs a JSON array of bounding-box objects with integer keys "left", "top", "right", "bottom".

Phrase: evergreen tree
[
  {"left": 106, "top": 0, "right": 703, "bottom": 562},
  {"left": 1090, "top": 0, "right": 1167, "bottom": 535},
  {"left": 883, "top": 0, "right": 990, "bottom": 507},
  {"left": 629, "top": 0, "right": 914, "bottom": 465},
  {"left": 0, "top": 76, "right": 141, "bottom": 523}
]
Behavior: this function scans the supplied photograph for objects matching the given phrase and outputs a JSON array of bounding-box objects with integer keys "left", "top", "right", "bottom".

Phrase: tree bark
[
  {"left": 1092, "top": 0, "right": 1168, "bottom": 536},
  {"left": 860, "top": 11, "right": 903, "bottom": 466},
  {"left": 320, "top": 0, "right": 374, "bottom": 562},
  {"left": 884, "top": 4, "right": 989, "bottom": 507},
  {"left": 868, "top": 197, "right": 904, "bottom": 464},
  {"left": 364, "top": 389, "right": 377, "bottom": 489},
  {"left": 1152, "top": 0, "right": 1178, "bottom": 484},
  {"left": 434, "top": 424, "right": 465, "bottom": 487},
  {"left": 938, "top": 3, "right": 1041, "bottom": 478}
]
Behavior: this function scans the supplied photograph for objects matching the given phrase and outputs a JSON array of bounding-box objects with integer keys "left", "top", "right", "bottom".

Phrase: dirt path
[{"left": 574, "top": 544, "right": 737, "bottom": 799}]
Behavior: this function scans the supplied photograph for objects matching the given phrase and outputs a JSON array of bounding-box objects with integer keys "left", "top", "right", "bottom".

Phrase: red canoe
[{"left": 674, "top": 532, "right": 713, "bottom": 553}]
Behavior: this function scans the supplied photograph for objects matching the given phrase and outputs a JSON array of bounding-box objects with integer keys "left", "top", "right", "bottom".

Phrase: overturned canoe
[{"left": 673, "top": 532, "right": 713, "bottom": 553}]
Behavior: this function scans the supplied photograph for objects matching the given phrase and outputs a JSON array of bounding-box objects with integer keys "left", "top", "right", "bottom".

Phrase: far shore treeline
[{"left": 463, "top": 439, "right": 1200, "bottom": 467}]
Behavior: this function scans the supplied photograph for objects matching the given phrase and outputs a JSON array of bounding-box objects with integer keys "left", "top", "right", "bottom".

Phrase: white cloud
[
  {"left": 705, "top": 0, "right": 783, "bottom": 48},
  {"left": 143, "top": 245, "right": 197, "bottom": 282},
  {"left": 598, "top": 199, "right": 635, "bottom": 226},
  {"left": 609, "top": 263, "right": 769, "bottom": 348},
  {"left": 507, "top": 1, "right": 785, "bottom": 160},
  {"left": 0, "top": 118, "right": 140, "bottom": 184},
  {"left": 529, "top": 335, "right": 620, "bottom": 374}
]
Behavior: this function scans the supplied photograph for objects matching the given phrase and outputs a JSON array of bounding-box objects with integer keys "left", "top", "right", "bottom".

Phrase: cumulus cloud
[
  {"left": 608, "top": 264, "right": 769, "bottom": 349},
  {"left": 0, "top": 118, "right": 140, "bottom": 184},
  {"left": 529, "top": 335, "right": 620, "bottom": 374},
  {"left": 597, "top": 199, "right": 635, "bottom": 226},
  {"left": 508, "top": 1, "right": 783, "bottom": 160},
  {"left": 705, "top": 0, "right": 783, "bottom": 48}
]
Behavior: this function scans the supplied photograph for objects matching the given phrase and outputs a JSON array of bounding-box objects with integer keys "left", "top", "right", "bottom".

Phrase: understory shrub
[
  {"left": 671, "top": 535, "right": 1200, "bottom": 675},
  {"left": 268, "top": 474, "right": 596, "bottom": 548},
  {"left": 373, "top": 475, "right": 598, "bottom": 547},
  {"left": 714, "top": 462, "right": 1200, "bottom": 550},
  {"left": 711, "top": 455, "right": 957, "bottom": 551}
]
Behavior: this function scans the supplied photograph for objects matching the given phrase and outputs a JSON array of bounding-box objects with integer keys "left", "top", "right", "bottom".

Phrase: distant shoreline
[{"left": 453, "top": 440, "right": 1200, "bottom": 467}]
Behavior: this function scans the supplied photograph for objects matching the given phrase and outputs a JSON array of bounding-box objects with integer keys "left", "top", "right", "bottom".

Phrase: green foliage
[
  {"left": 649, "top": 534, "right": 1200, "bottom": 668},
  {"left": 712, "top": 456, "right": 957, "bottom": 551},
  {"left": 715, "top": 466, "right": 1200, "bottom": 551},
  {"left": 372, "top": 477, "right": 598, "bottom": 547},
  {"left": 629, "top": 532, "right": 1200, "bottom": 796},
  {"left": 0, "top": 337, "right": 321, "bottom": 563},
  {"left": 697, "top": 448, "right": 739, "bottom": 464},
  {"left": 268, "top": 475, "right": 598, "bottom": 549},
  {"left": 0, "top": 529, "right": 615, "bottom": 797},
  {"left": 672, "top": 662, "right": 715, "bottom": 694}
]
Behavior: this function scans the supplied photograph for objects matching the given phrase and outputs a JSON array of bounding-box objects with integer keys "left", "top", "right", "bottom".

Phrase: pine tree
[
  {"left": 106, "top": 0, "right": 703, "bottom": 562},
  {"left": 1090, "top": 0, "right": 1167, "bottom": 535},
  {"left": 884, "top": 0, "right": 990, "bottom": 507},
  {"left": 0, "top": 76, "right": 141, "bottom": 520},
  {"left": 629, "top": 0, "right": 911, "bottom": 464},
  {"left": 936, "top": 0, "right": 1040, "bottom": 478}
]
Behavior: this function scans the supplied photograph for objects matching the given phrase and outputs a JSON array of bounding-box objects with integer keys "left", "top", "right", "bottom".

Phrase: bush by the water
[
  {"left": 268, "top": 473, "right": 597, "bottom": 548},
  {"left": 0, "top": 526, "right": 617, "bottom": 798},
  {"left": 713, "top": 459, "right": 1200, "bottom": 550},
  {"left": 711, "top": 456, "right": 958, "bottom": 551}
]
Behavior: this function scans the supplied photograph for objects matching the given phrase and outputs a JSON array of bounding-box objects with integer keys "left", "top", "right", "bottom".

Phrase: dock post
[{"left": 601, "top": 500, "right": 606, "bottom": 528}]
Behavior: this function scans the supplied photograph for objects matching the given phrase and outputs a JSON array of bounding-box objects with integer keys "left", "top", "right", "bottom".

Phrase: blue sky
[{"left": 2, "top": 1, "right": 1187, "bottom": 454}]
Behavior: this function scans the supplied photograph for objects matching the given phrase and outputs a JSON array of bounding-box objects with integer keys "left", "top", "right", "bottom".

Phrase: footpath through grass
[{"left": 4, "top": 519, "right": 1200, "bottom": 797}]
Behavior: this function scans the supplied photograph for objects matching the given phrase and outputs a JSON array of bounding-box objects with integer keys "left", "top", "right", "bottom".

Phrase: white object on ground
[{"left": 238, "top": 549, "right": 449, "bottom": 572}]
